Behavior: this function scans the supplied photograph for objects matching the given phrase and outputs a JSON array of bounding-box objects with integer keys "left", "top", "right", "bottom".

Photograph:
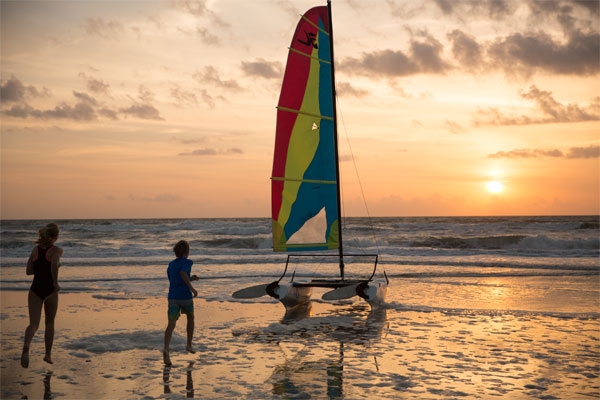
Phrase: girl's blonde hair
[{"left": 36, "top": 223, "right": 60, "bottom": 247}]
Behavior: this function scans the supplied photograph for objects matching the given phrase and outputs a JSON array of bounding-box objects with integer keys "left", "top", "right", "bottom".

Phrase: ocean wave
[
  {"left": 2, "top": 217, "right": 597, "bottom": 270},
  {"left": 406, "top": 235, "right": 526, "bottom": 249},
  {"left": 196, "top": 236, "right": 272, "bottom": 250},
  {"left": 383, "top": 234, "right": 599, "bottom": 256}
]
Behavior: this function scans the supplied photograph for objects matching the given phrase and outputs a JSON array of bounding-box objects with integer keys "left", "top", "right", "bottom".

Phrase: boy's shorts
[{"left": 168, "top": 299, "right": 194, "bottom": 321}]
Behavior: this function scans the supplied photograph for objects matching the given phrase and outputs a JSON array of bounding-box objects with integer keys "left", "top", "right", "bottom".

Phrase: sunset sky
[{"left": 1, "top": 0, "right": 598, "bottom": 219}]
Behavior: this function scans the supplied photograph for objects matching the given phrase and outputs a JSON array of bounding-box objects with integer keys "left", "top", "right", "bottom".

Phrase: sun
[{"left": 486, "top": 180, "right": 503, "bottom": 193}]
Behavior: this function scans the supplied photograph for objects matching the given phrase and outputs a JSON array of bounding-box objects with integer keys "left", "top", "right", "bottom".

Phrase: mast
[{"left": 327, "top": 0, "right": 345, "bottom": 279}]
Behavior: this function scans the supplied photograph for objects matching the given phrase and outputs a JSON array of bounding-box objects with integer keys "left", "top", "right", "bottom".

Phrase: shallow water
[{"left": 1, "top": 288, "right": 599, "bottom": 399}]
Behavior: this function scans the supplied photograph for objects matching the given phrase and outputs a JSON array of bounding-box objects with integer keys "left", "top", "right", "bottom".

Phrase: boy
[{"left": 163, "top": 240, "right": 199, "bottom": 366}]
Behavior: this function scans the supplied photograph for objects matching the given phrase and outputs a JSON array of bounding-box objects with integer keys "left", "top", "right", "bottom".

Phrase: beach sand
[{"left": 1, "top": 290, "right": 599, "bottom": 399}]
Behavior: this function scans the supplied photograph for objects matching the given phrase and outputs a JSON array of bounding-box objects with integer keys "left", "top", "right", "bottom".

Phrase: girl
[{"left": 21, "top": 223, "right": 63, "bottom": 368}]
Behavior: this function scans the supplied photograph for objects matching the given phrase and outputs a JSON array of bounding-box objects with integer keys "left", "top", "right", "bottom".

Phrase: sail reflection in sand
[{"left": 267, "top": 306, "right": 388, "bottom": 398}]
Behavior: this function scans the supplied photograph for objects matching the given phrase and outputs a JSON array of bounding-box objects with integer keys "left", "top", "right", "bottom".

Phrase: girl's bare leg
[
  {"left": 22, "top": 290, "right": 43, "bottom": 368},
  {"left": 43, "top": 292, "right": 58, "bottom": 364}
]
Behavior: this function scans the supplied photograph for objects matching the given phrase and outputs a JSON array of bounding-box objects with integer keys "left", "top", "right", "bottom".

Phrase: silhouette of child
[{"left": 163, "top": 240, "right": 199, "bottom": 366}]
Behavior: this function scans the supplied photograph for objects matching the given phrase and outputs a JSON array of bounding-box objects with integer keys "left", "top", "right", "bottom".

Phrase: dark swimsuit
[{"left": 30, "top": 246, "right": 55, "bottom": 300}]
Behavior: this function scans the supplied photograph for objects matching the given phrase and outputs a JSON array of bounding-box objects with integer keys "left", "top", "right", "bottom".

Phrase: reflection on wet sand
[
  {"left": 43, "top": 372, "right": 52, "bottom": 400},
  {"left": 163, "top": 362, "right": 194, "bottom": 398},
  {"left": 270, "top": 305, "right": 388, "bottom": 398},
  {"left": 281, "top": 301, "right": 313, "bottom": 323},
  {"left": 162, "top": 366, "right": 170, "bottom": 394},
  {"left": 186, "top": 362, "right": 194, "bottom": 398},
  {"left": 21, "top": 371, "right": 53, "bottom": 400}
]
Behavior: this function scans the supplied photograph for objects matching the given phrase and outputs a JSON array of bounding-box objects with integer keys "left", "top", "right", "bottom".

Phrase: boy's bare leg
[
  {"left": 186, "top": 314, "right": 195, "bottom": 353},
  {"left": 163, "top": 320, "right": 177, "bottom": 365}
]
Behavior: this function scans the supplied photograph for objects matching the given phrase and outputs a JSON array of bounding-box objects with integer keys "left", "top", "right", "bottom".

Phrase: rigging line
[{"left": 336, "top": 98, "right": 386, "bottom": 272}]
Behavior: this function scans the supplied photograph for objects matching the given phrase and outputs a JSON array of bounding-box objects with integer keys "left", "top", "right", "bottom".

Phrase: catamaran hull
[
  {"left": 357, "top": 282, "right": 388, "bottom": 309},
  {"left": 267, "top": 280, "right": 387, "bottom": 309},
  {"left": 267, "top": 282, "right": 313, "bottom": 309}
]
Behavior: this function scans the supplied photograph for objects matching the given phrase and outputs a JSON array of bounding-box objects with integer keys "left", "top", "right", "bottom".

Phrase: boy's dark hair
[{"left": 173, "top": 240, "right": 190, "bottom": 258}]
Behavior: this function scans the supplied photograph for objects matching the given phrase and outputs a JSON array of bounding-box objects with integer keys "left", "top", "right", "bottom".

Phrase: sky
[{"left": 1, "top": 0, "right": 599, "bottom": 219}]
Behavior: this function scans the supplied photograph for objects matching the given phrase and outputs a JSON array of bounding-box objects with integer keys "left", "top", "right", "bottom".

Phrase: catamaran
[{"left": 233, "top": 1, "right": 388, "bottom": 310}]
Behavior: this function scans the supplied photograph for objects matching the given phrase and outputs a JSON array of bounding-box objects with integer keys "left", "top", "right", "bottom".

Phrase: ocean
[{"left": 1, "top": 216, "right": 598, "bottom": 315}]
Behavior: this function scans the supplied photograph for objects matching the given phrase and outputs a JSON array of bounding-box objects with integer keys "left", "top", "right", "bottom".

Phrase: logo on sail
[{"left": 298, "top": 30, "right": 318, "bottom": 49}]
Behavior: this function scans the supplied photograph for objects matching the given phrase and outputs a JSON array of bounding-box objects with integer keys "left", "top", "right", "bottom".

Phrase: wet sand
[{"left": 1, "top": 290, "right": 599, "bottom": 399}]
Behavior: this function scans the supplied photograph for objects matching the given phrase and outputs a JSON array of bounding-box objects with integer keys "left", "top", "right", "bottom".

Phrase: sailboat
[{"left": 233, "top": 1, "right": 388, "bottom": 310}]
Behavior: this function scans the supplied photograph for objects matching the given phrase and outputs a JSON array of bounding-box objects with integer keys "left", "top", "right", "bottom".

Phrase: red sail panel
[{"left": 272, "top": 6, "right": 329, "bottom": 222}]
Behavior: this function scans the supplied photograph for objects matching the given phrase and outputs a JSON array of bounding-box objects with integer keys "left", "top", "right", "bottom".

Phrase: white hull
[
  {"left": 270, "top": 283, "right": 312, "bottom": 309},
  {"left": 268, "top": 281, "right": 387, "bottom": 309},
  {"left": 357, "top": 281, "right": 388, "bottom": 309}
]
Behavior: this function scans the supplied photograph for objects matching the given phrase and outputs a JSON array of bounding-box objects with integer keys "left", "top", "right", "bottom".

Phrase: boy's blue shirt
[{"left": 167, "top": 257, "right": 194, "bottom": 300}]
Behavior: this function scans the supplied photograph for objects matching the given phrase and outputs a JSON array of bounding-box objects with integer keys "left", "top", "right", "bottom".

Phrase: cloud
[
  {"left": 171, "top": 136, "right": 206, "bottom": 145},
  {"left": 573, "top": 0, "right": 600, "bottom": 15},
  {"left": 170, "top": 85, "right": 198, "bottom": 107},
  {"left": 189, "top": 67, "right": 236, "bottom": 108},
  {"left": 79, "top": 73, "right": 111, "bottom": 95},
  {"left": 488, "top": 144, "right": 599, "bottom": 159},
  {"left": 474, "top": 85, "right": 600, "bottom": 126},
  {"left": 173, "top": 0, "right": 209, "bottom": 16},
  {"left": 487, "top": 30, "right": 600, "bottom": 76},
  {"left": 360, "top": 1, "right": 598, "bottom": 79},
  {"left": 241, "top": 58, "right": 283, "bottom": 79},
  {"left": 3, "top": 98, "right": 161, "bottom": 121},
  {"left": 98, "top": 108, "right": 119, "bottom": 120},
  {"left": 0, "top": 76, "right": 49, "bottom": 103},
  {"left": 166, "top": 0, "right": 229, "bottom": 53},
  {"left": 1, "top": 77, "right": 163, "bottom": 122},
  {"left": 173, "top": 0, "right": 228, "bottom": 28},
  {"left": 433, "top": 0, "right": 514, "bottom": 20},
  {"left": 194, "top": 27, "right": 221, "bottom": 45},
  {"left": 193, "top": 66, "right": 241, "bottom": 90},
  {"left": 73, "top": 91, "right": 99, "bottom": 106},
  {"left": 528, "top": 0, "right": 599, "bottom": 35},
  {"left": 488, "top": 148, "right": 564, "bottom": 159},
  {"left": 119, "top": 103, "right": 163, "bottom": 120},
  {"left": 443, "top": 1, "right": 600, "bottom": 77},
  {"left": 179, "top": 148, "right": 243, "bottom": 156},
  {"left": 336, "top": 82, "right": 369, "bottom": 98},
  {"left": 83, "top": 18, "right": 125, "bottom": 39},
  {"left": 181, "top": 148, "right": 217, "bottom": 156},
  {"left": 136, "top": 85, "right": 156, "bottom": 103},
  {"left": 444, "top": 120, "right": 466, "bottom": 134},
  {"left": 3, "top": 99, "right": 97, "bottom": 121},
  {"left": 447, "top": 30, "right": 484, "bottom": 71},
  {"left": 566, "top": 144, "right": 600, "bottom": 159},
  {"left": 339, "top": 35, "right": 450, "bottom": 77},
  {"left": 196, "top": 89, "right": 223, "bottom": 109}
]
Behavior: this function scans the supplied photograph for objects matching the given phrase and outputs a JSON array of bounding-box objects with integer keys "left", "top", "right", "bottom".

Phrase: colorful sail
[{"left": 271, "top": 6, "right": 339, "bottom": 252}]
